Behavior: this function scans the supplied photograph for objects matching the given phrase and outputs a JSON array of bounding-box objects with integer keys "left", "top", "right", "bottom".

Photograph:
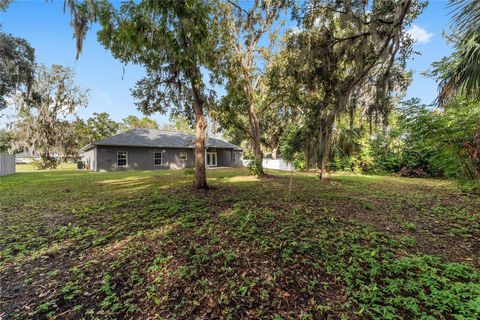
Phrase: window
[
  {"left": 180, "top": 152, "right": 187, "bottom": 160},
  {"left": 233, "top": 152, "right": 236, "bottom": 163},
  {"left": 117, "top": 151, "right": 127, "bottom": 167},
  {"left": 154, "top": 152, "right": 162, "bottom": 166}
]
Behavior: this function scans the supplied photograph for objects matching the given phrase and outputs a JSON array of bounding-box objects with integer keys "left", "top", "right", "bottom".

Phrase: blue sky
[{"left": 0, "top": 0, "right": 452, "bottom": 128}]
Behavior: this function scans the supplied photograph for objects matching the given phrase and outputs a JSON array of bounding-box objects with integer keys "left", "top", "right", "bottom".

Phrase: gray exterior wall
[
  {"left": 233, "top": 150, "right": 243, "bottom": 167},
  {"left": 84, "top": 148, "right": 96, "bottom": 171},
  {"left": 86, "top": 145, "right": 243, "bottom": 172},
  {"left": 93, "top": 146, "right": 193, "bottom": 171},
  {"left": 205, "top": 148, "right": 243, "bottom": 167}
]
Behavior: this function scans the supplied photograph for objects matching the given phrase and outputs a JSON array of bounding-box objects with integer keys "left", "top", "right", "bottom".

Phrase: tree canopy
[
  {"left": 66, "top": 0, "right": 222, "bottom": 188},
  {"left": 13, "top": 64, "right": 88, "bottom": 168},
  {"left": 432, "top": 0, "right": 480, "bottom": 105},
  {"left": 0, "top": 32, "right": 35, "bottom": 113}
]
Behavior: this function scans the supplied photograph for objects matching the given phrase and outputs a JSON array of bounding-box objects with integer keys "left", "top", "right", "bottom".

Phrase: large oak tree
[
  {"left": 275, "top": 0, "right": 424, "bottom": 178},
  {"left": 67, "top": 0, "right": 221, "bottom": 189}
]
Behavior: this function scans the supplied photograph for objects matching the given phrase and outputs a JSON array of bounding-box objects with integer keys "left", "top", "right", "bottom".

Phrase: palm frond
[{"left": 436, "top": 0, "right": 480, "bottom": 105}]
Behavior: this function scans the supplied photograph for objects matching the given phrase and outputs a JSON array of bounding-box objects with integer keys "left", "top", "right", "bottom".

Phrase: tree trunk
[
  {"left": 272, "top": 147, "right": 278, "bottom": 160},
  {"left": 191, "top": 81, "right": 208, "bottom": 189},
  {"left": 319, "top": 127, "right": 332, "bottom": 180},
  {"left": 242, "top": 61, "right": 264, "bottom": 175},
  {"left": 40, "top": 151, "right": 49, "bottom": 169},
  {"left": 305, "top": 143, "right": 310, "bottom": 171},
  {"left": 465, "top": 126, "right": 480, "bottom": 181},
  {"left": 248, "top": 103, "right": 264, "bottom": 175}
]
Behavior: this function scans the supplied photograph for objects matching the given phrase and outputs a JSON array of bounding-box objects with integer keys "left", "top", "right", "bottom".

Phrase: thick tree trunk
[{"left": 191, "top": 81, "right": 208, "bottom": 189}]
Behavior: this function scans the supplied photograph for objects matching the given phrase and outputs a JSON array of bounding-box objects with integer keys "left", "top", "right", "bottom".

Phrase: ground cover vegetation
[{"left": 1, "top": 168, "right": 479, "bottom": 319}]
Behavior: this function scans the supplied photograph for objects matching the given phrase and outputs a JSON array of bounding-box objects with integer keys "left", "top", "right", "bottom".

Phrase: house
[
  {"left": 15, "top": 150, "right": 41, "bottom": 164},
  {"left": 82, "top": 128, "right": 243, "bottom": 171}
]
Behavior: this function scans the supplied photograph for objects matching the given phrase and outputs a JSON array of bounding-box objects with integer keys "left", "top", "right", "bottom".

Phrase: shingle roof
[{"left": 83, "top": 128, "right": 242, "bottom": 151}]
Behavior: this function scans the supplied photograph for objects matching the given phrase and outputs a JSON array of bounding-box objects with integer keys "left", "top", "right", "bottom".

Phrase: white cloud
[{"left": 407, "top": 25, "right": 433, "bottom": 44}]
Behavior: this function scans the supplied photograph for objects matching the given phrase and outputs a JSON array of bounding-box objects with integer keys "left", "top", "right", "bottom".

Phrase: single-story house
[
  {"left": 82, "top": 128, "right": 243, "bottom": 171},
  {"left": 15, "top": 150, "right": 41, "bottom": 164}
]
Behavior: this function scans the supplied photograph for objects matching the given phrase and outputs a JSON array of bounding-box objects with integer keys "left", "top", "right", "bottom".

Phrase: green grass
[
  {"left": 1, "top": 168, "right": 479, "bottom": 319},
  {"left": 15, "top": 162, "right": 77, "bottom": 172}
]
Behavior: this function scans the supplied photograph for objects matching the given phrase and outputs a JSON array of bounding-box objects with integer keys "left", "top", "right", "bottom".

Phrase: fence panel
[{"left": 0, "top": 154, "right": 15, "bottom": 176}]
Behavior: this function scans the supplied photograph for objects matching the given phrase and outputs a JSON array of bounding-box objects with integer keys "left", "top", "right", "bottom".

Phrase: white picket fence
[
  {"left": 0, "top": 154, "right": 15, "bottom": 176},
  {"left": 243, "top": 158, "right": 294, "bottom": 171}
]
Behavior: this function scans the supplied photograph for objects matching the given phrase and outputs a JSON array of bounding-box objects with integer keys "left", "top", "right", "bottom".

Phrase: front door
[{"left": 207, "top": 152, "right": 217, "bottom": 167}]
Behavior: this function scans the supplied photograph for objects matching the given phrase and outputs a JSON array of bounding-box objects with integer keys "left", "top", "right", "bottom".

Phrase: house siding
[
  {"left": 86, "top": 145, "right": 243, "bottom": 172},
  {"left": 92, "top": 146, "right": 194, "bottom": 171},
  {"left": 84, "top": 147, "right": 96, "bottom": 171},
  {"left": 233, "top": 150, "right": 243, "bottom": 167}
]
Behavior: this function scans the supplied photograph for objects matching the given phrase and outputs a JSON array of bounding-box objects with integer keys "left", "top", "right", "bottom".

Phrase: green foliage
[
  {"left": 279, "top": 125, "right": 301, "bottom": 163},
  {"left": 0, "top": 31, "right": 35, "bottom": 111},
  {"left": 86, "top": 112, "right": 120, "bottom": 142},
  {"left": 432, "top": 0, "right": 480, "bottom": 105},
  {"left": 33, "top": 157, "right": 58, "bottom": 170},
  {"left": 328, "top": 98, "right": 480, "bottom": 191},
  {"left": 67, "top": 0, "right": 221, "bottom": 188},
  {"left": 272, "top": 0, "right": 424, "bottom": 177},
  {"left": 161, "top": 115, "right": 195, "bottom": 134},
  {"left": 13, "top": 64, "right": 88, "bottom": 168},
  {"left": 2, "top": 168, "right": 480, "bottom": 318},
  {"left": 121, "top": 115, "right": 158, "bottom": 130},
  {"left": 398, "top": 98, "right": 480, "bottom": 186},
  {"left": 247, "top": 160, "right": 263, "bottom": 176},
  {"left": 0, "top": 129, "right": 14, "bottom": 152}
]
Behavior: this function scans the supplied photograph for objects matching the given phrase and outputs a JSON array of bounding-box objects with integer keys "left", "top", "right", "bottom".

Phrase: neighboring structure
[
  {"left": 82, "top": 128, "right": 243, "bottom": 171},
  {"left": 15, "top": 150, "right": 41, "bottom": 164},
  {"left": 0, "top": 153, "right": 15, "bottom": 176}
]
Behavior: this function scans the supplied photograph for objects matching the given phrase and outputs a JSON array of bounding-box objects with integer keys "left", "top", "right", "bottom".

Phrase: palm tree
[{"left": 434, "top": 0, "right": 480, "bottom": 105}]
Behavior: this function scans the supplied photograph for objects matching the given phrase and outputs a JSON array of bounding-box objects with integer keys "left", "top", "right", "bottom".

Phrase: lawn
[{"left": 1, "top": 168, "right": 479, "bottom": 319}]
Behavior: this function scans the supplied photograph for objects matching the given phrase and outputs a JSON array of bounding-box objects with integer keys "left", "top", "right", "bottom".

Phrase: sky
[{"left": 0, "top": 0, "right": 453, "bottom": 129}]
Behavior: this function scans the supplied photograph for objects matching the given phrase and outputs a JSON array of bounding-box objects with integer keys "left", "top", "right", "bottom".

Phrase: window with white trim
[
  {"left": 154, "top": 152, "right": 162, "bottom": 166},
  {"left": 233, "top": 152, "right": 236, "bottom": 163},
  {"left": 117, "top": 151, "right": 127, "bottom": 167},
  {"left": 180, "top": 152, "right": 187, "bottom": 160}
]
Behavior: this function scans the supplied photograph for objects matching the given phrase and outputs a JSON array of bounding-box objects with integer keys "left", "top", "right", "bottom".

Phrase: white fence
[
  {"left": 243, "top": 158, "right": 294, "bottom": 171},
  {"left": 0, "top": 154, "right": 15, "bottom": 176},
  {"left": 262, "top": 158, "right": 294, "bottom": 171}
]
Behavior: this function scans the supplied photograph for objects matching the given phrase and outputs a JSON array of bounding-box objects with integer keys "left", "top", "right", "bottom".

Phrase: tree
[
  {"left": 399, "top": 98, "right": 480, "bottom": 188},
  {"left": 218, "top": 0, "right": 289, "bottom": 174},
  {"left": 161, "top": 115, "right": 195, "bottom": 134},
  {"left": 67, "top": 0, "right": 221, "bottom": 189},
  {"left": 0, "top": 129, "right": 14, "bottom": 152},
  {"left": 13, "top": 64, "right": 88, "bottom": 168},
  {"left": 432, "top": 0, "right": 480, "bottom": 105},
  {"left": 121, "top": 115, "right": 158, "bottom": 130},
  {"left": 275, "top": 0, "right": 423, "bottom": 179},
  {"left": 0, "top": 32, "right": 35, "bottom": 113},
  {"left": 56, "top": 119, "right": 81, "bottom": 162},
  {"left": 85, "top": 112, "right": 120, "bottom": 142}
]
